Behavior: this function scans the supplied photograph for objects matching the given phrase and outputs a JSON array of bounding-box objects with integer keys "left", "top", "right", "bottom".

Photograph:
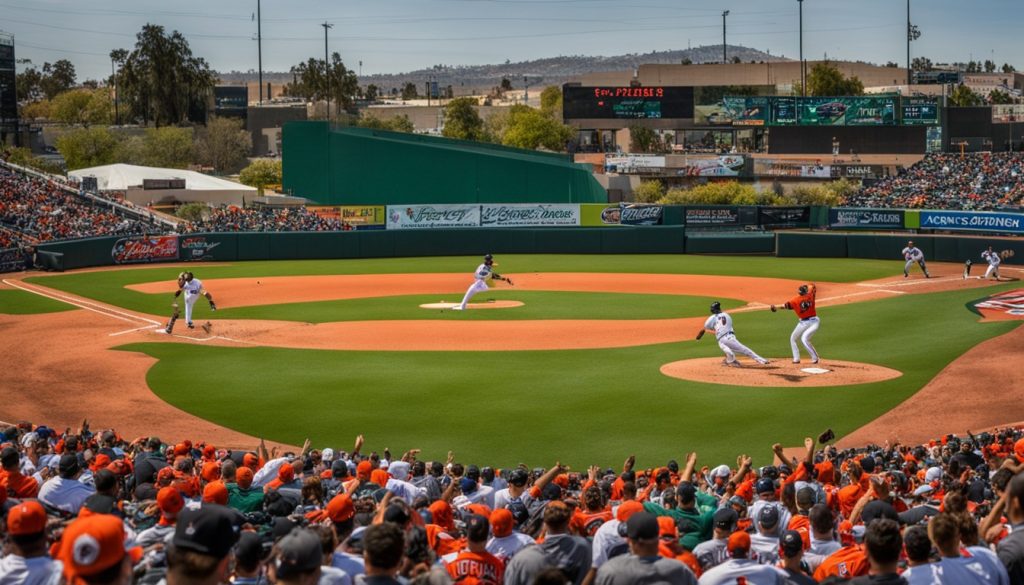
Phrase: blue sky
[{"left": 2, "top": 0, "right": 1021, "bottom": 79}]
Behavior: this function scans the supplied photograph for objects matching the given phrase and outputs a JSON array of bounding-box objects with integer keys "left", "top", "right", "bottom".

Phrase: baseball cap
[
  {"left": 157, "top": 487, "right": 185, "bottom": 516},
  {"left": 321, "top": 448, "right": 335, "bottom": 463},
  {"left": 331, "top": 459, "right": 349, "bottom": 479},
  {"left": 727, "top": 531, "right": 751, "bottom": 555},
  {"left": 465, "top": 514, "right": 490, "bottom": 543},
  {"left": 273, "top": 528, "right": 322, "bottom": 579},
  {"left": 201, "top": 461, "right": 221, "bottom": 483},
  {"left": 356, "top": 460, "right": 372, "bottom": 479},
  {"left": 780, "top": 530, "right": 803, "bottom": 558},
  {"left": 676, "top": 481, "right": 697, "bottom": 503},
  {"left": 755, "top": 477, "right": 775, "bottom": 495},
  {"left": 616, "top": 500, "right": 644, "bottom": 522},
  {"left": 59, "top": 453, "right": 80, "bottom": 476},
  {"left": 861, "top": 500, "right": 899, "bottom": 525},
  {"left": 172, "top": 505, "right": 238, "bottom": 558},
  {"left": 243, "top": 453, "right": 259, "bottom": 469},
  {"left": 709, "top": 464, "right": 731, "bottom": 479},
  {"left": 713, "top": 507, "right": 739, "bottom": 530},
  {"left": 541, "top": 482, "right": 562, "bottom": 501},
  {"left": 389, "top": 461, "right": 410, "bottom": 482},
  {"left": 202, "top": 482, "right": 229, "bottom": 505},
  {"left": 656, "top": 516, "right": 678, "bottom": 539},
  {"left": 507, "top": 468, "right": 529, "bottom": 486},
  {"left": 58, "top": 515, "right": 142, "bottom": 582},
  {"left": 7, "top": 500, "right": 47, "bottom": 536},
  {"left": 459, "top": 477, "right": 478, "bottom": 494},
  {"left": 80, "top": 494, "right": 118, "bottom": 518},
  {"left": 236, "top": 466, "right": 255, "bottom": 489},
  {"left": 1014, "top": 438, "right": 1024, "bottom": 463},
  {"left": 235, "top": 531, "right": 264, "bottom": 569},
  {"left": 758, "top": 505, "right": 780, "bottom": 531},
  {"left": 925, "top": 466, "right": 943, "bottom": 483},
  {"left": 490, "top": 509, "right": 514, "bottom": 538},
  {"left": 860, "top": 457, "right": 876, "bottom": 473},
  {"left": 327, "top": 493, "right": 355, "bottom": 523},
  {"left": 0, "top": 446, "right": 18, "bottom": 468},
  {"left": 626, "top": 512, "right": 659, "bottom": 540}
]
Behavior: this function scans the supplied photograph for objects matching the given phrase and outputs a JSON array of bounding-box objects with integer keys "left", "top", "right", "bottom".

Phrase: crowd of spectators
[
  {"left": 180, "top": 206, "right": 352, "bottom": 233},
  {"left": 1, "top": 420, "right": 1023, "bottom": 585},
  {"left": 0, "top": 168, "right": 163, "bottom": 244},
  {"left": 847, "top": 152, "right": 1024, "bottom": 211}
]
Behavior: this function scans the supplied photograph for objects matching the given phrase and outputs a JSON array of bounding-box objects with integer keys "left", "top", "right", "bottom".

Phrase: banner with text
[
  {"left": 920, "top": 210, "right": 1024, "bottom": 234},
  {"left": 619, "top": 203, "right": 663, "bottom": 225},
  {"left": 676, "top": 155, "right": 745, "bottom": 177},
  {"left": 604, "top": 154, "right": 666, "bottom": 174},
  {"left": 685, "top": 206, "right": 742, "bottom": 226},
  {"left": 386, "top": 205, "right": 480, "bottom": 229},
  {"left": 581, "top": 204, "right": 623, "bottom": 226},
  {"left": 753, "top": 159, "right": 831, "bottom": 178},
  {"left": 309, "top": 205, "right": 386, "bottom": 229},
  {"left": 759, "top": 206, "right": 810, "bottom": 226},
  {"left": 829, "top": 208, "right": 905, "bottom": 229},
  {"left": 480, "top": 204, "right": 580, "bottom": 227},
  {"left": 111, "top": 235, "right": 179, "bottom": 264}
]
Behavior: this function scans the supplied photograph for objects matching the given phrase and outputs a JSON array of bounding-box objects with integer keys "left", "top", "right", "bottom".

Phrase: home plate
[
  {"left": 420, "top": 300, "right": 524, "bottom": 310},
  {"left": 801, "top": 367, "right": 830, "bottom": 374}
]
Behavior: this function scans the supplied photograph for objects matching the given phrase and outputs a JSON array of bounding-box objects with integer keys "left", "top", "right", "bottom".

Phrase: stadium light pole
[
  {"left": 722, "top": 10, "right": 730, "bottom": 64},
  {"left": 257, "top": 0, "right": 263, "bottom": 104},
  {"left": 798, "top": 0, "right": 805, "bottom": 96},
  {"left": 322, "top": 22, "right": 333, "bottom": 122},
  {"left": 906, "top": 0, "right": 911, "bottom": 86}
]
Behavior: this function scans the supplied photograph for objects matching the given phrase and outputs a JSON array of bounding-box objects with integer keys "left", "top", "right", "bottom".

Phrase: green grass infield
[{"left": 0, "top": 289, "right": 76, "bottom": 315}]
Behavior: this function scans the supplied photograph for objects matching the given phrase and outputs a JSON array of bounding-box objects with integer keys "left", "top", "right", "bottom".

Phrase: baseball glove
[{"left": 770, "top": 305, "right": 777, "bottom": 312}]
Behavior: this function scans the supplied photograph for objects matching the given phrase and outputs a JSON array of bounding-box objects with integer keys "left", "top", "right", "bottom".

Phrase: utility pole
[
  {"left": 321, "top": 22, "right": 333, "bottom": 122},
  {"left": 798, "top": 0, "right": 805, "bottom": 96},
  {"left": 906, "top": 0, "right": 920, "bottom": 86},
  {"left": 110, "top": 57, "right": 118, "bottom": 125},
  {"left": 523, "top": 75, "right": 528, "bottom": 104},
  {"left": 257, "top": 0, "right": 263, "bottom": 104},
  {"left": 722, "top": 10, "right": 730, "bottom": 64}
]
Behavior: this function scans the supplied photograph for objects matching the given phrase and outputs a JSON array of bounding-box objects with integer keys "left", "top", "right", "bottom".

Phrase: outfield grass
[
  {"left": 0, "top": 289, "right": 76, "bottom": 314},
  {"left": 27, "top": 255, "right": 908, "bottom": 318},
  {"left": 118, "top": 282, "right": 1020, "bottom": 469}
]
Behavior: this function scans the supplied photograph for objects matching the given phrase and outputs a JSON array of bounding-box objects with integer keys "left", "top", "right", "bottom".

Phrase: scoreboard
[{"left": 562, "top": 85, "right": 694, "bottom": 120}]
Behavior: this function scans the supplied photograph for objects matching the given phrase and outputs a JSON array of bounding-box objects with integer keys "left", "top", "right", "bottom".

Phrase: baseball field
[{"left": 2, "top": 254, "right": 1022, "bottom": 468}]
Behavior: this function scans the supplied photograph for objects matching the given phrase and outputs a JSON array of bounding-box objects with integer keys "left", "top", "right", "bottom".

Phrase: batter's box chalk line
[{"left": 801, "top": 367, "right": 831, "bottom": 375}]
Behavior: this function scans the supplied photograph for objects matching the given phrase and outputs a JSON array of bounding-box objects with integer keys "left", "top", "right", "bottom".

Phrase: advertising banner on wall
[
  {"left": 604, "top": 154, "right": 666, "bottom": 173},
  {"left": 309, "top": 205, "right": 386, "bottom": 229},
  {"left": 581, "top": 204, "right": 623, "bottom": 226},
  {"left": 677, "top": 155, "right": 745, "bottom": 177},
  {"left": 480, "top": 204, "right": 580, "bottom": 227},
  {"left": 179, "top": 235, "right": 223, "bottom": 261},
  {"left": 753, "top": 160, "right": 830, "bottom": 178},
  {"left": 386, "top": 205, "right": 480, "bottom": 229},
  {"left": 722, "top": 96, "right": 770, "bottom": 126},
  {"left": 685, "top": 206, "right": 741, "bottom": 226},
  {"left": 111, "top": 235, "right": 179, "bottom": 264},
  {"left": 830, "top": 165, "right": 884, "bottom": 179},
  {"left": 619, "top": 204, "right": 663, "bottom": 225},
  {"left": 829, "top": 208, "right": 905, "bottom": 229},
  {"left": 797, "top": 96, "right": 896, "bottom": 126},
  {"left": 759, "top": 206, "right": 810, "bottom": 226},
  {"left": 920, "top": 210, "right": 1024, "bottom": 234}
]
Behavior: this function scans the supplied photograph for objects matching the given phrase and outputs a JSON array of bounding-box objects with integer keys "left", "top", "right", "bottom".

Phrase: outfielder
[
  {"left": 455, "top": 254, "right": 512, "bottom": 311},
  {"left": 981, "top": 246, "right": 1001, "bottom": 280},
  {"left": 167, "top": 271, "right": 216, "bottom": 332},
  {"left": 901, "top": 240, "right": 930, "bottom": 278},
  {"left": 771, "top": 283, "right": 819, "bottom": 364},
  {"left": 696, "top": 302, "right": 770, "bottom": 367}
]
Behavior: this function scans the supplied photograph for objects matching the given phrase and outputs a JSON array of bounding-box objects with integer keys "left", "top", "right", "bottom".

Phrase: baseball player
[
  {"left": 455, "top": 254, "right": 512, "bottom": 311},
  {"left": 170, "top": 271, "right": 216, "bottom": 331},
  {"left": 696, "top": 301, "right": 770, "bottom": 367},
  {"left": 981, "top": 246, "right": 1002, "bottom": 280},
  {"left": 771, "top": 283, "right": 819, "bottom": 364},
  {"left": 901, "top": 240, "right": 930, "bottom": 278}
]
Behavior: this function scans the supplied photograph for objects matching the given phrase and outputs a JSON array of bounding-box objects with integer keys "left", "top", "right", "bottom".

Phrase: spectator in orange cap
[
  {"left": 486, "top": 508, "right": 535, "bottom": 564},
  {"left": 0, "top": 500, "right": 61, "bottom": 583},
  {"left": 136, "top": 487, "right": 184, "bottom": 548},
  {"left": 227, "top": 466, "right": 264, "bottom": 513},
  {"left": 200, "top": 461, "right": 221, "bottom": 484},
  {"left": 57, "top": 514, "right": 141, "bottom": 585},
  {"left": 655, "top": 515, "right": 702, "bottom": 577},
  {"left": 202, "top": 481, "right": 229, "bottom": 506}
]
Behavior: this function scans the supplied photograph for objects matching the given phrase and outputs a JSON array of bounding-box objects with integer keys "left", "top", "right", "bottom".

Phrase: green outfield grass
[
  {"left": 116, "top": 281, "right": 1021, "bottom": 469},
  {"left": 0, "top": 289, "right": 76, "bottom": 314},
  {"left": 27, "top": 255, "right": 908, "bottom": 319}
]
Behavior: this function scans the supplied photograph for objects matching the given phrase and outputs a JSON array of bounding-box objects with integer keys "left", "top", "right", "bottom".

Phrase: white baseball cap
[{"left": 321, "top": 448, "right": 334, "bottom": 463}]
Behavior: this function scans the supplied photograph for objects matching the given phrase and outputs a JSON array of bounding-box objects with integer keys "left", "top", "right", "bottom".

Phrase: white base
[{"left": 801, "top": 367, "right": 830, "bottom": 374}]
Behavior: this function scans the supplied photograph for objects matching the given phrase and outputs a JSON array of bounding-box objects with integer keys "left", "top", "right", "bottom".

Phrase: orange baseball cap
[
  {"left": 157, "top": 487, "right": 184, "bottom": 516},
  {"left": 657, "top": 516, "right": 678, "bottom": 539},
  {"left": 356, "top": 461, "right": 372, "bottom": 480},
  {"left": 236, "top": 467, "right": 254, "bottom": 489},
  {"left": 466, "top": 503, "right": 492, "bottom": 519},
  {"left": 553, "top": 474, "right": 570, "bottom": 489},
  {"left": 90, "top": 454, "right": 111, "bottom": 473},
  {"left": 1014, "top": 438, "right": 1024, "bottom": 464},
  {"left": 202, "top": 444, "right": 216, "bottom": 460},
  {"left": 242, "top": 453, "right": 259, "bottom": 469},
  {"left": 277, "top": 464, "right": 295, "bottom": 483},
  {"left": 490, "top": 509, "right": 514, "bottom": 538},
  {"left": 59, "top": 515, "right": 142, "bottom": 583},
  {"left": 727, "top": 531, "right": 751, "bottom": 554},
  {"left": 8, "top": 500, "right": 47, "bottom": 536},
  {"left": 616, "top": 500, "right": 644, "bottom": 522},
  {"left": 202, "top": 482, "right": 229, "bottom": 505},
  {"left": 201, "top": 462, "right": 221, "bottom": 483},
  {"left": 173, "top": 443, "right": 190, "bottom": 457},
  {"left": 327, "top": 493, "right": 355, "bottom": 523}
]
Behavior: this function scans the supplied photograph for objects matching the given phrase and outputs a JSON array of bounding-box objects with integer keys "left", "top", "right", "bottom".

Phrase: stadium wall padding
[
  {"left": 684, "top": 233, "right": 776, "bottom": 255},
  {"left": 778, "top": 233, "right": 1024, "bottom": 262}
]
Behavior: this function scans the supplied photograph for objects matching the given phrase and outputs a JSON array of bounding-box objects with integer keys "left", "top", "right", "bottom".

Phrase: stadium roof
[{"left": 69, "top": 164, "right": 257, "bottom": 192}]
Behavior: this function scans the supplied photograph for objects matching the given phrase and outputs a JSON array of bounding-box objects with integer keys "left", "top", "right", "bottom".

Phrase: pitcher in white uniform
[
  {"left": 455, "top": 254, "right": 512, "bottom": 311},
  {"left": 696, "top": 301, "right": 770, "bottom": 367},
  {"left": 173, "top": 271, "right": 217, "bottom": 328}
]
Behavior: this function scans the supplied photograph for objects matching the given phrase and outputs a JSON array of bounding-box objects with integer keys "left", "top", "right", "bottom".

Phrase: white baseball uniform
[
  {"left": 901, "top": 246, "right": 929, "bottom": 277},
  {"left": 703, "top": 311, "right": 769, "bottom": 365},
  {"left": 982, "top": 250, "right": 1001, "bottom": 280},
  {"left": 180, "top": 277, "right": 205, "bottom": 325},
  {"left": 457, "top": 263, "right": 492, "bottom": 310}
]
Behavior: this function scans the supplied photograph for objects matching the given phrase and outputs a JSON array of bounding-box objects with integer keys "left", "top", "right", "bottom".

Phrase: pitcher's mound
[
  {"left": 420, "top": 300, "right": 524, "bottom": 310},
  {"left": 660, "top": 358, "right": 902, "bottom": 387}
]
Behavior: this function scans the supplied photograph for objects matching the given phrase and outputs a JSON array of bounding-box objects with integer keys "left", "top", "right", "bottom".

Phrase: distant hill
[{"left": 218, "top": 45, "right": 786, "bottom": 92}]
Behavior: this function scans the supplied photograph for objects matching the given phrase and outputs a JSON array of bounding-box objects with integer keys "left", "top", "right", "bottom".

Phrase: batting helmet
[
  {"left": 798, "top": 284, "right": 809, "bottom": 295},
  {"left": 709, "top": 301, "right": 722, "bottom": 314},
  {"left": 483, "top": 254, "right": 494, "bottom": 265}
]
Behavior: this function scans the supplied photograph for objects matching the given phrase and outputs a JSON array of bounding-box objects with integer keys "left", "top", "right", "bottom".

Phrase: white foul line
[
  {"left": 3, "top": 278, "right": 148, "bottom": 325},
  {"left": 109, "top": 325, "right": 161, "bottom": 337}
]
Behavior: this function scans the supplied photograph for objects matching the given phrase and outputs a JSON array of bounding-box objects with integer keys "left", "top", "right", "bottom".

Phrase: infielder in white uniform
[
  {"left": 696, "top": 301, "right": 770, "bottom": 367},
  {"left": 455, "top": 254, "right": 513, "bottom": 311},
  {"left": 981, "top": 246, "right": 1002, "bottom": 280},
  {"left": 169, "top": 271, "right": 216, "bottom": 331},
  {"left": 901, "top": 240, "right": 930, "bottom": 278}
]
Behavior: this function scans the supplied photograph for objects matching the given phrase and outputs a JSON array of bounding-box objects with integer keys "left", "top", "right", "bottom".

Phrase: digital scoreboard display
[
  {"left": 901, "top": 97, "right": 939, "bottom": 125},
  {"left": 563, "top": 85, "right": 694, "bottom": 120},
  {"left": 0, "top": 41, "right": 16, "bottom": 124}
]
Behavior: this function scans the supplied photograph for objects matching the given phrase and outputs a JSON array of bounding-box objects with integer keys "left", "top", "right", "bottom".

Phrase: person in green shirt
[{"left": 226, "top": 466, "right": 264, "bottom": 513}]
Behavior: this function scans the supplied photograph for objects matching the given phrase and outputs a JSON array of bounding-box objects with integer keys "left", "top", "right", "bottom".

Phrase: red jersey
[
  {"left": 571, "top": 509, "right": 612, "bottom": 537},
  {"left": 788, "top": 515, "right": 811, "bottom": 550},
  {"left": 813, "top": 544, "right": 868, "bottom": 581},
  {"left": 0, "top": 470, "right": 40, "bottom": 499},
  {"left": 786, "top": 284, "right": 817, "bottom": 319},
  {"left": 446, "top": 550, "right": 505, "bottom": 585}
]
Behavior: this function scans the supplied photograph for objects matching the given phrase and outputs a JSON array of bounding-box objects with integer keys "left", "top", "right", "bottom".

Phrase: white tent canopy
[{"left": 69, "top": 164, "right": 257, "bottom": 192}]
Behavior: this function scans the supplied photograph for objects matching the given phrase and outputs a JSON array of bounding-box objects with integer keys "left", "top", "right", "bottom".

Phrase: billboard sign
[
  {"left": 677, "top": 155, "right": 745, "bottom": 177},
  {"left": 722, "top": 96, "right": 769, "bottom": 126},
  {"left": 685, "top": 206, "right": 740, "bottom": 226},
  {"left": 386, "top": 205, "right": 480, "bottom": 229},
  {"left": 798, "top": 96, "right": 896, "bottom": 126},
  {"left": 771, "top": 97, "right": 798, "bottom": 125},
  {"left": 480, "top": 204, "right": 580, "bottom": 227},
  {"left": 618, "top": 204, "right": 663, "bottom": 226},
  {"left": 604, "top": 154, "right": 666, "bottom": 173},
  {"left": 562, "top": 85, "right": 695, "bottom": 120},
  {"left": 111, "top": 235, "right": 179, "bottom": 264},
  {"left": 828, "top": 208, "right": 905, "bottom": 229},
  {"left": 993, "top": 104, "right": 1024, "bottom": 124},
  {"left": 920, "top": 210, "right": 1024, "bottom": 234}
]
